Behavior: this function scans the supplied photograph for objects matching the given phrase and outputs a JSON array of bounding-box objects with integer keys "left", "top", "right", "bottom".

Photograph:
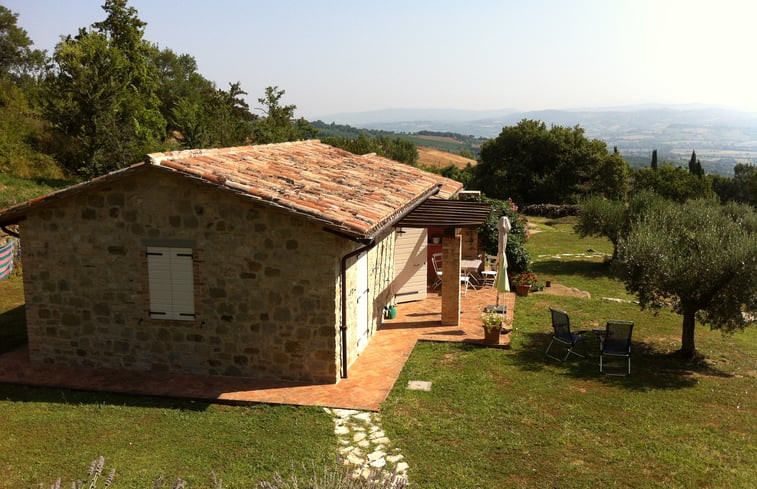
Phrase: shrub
[
  {"left": 477, "top": 197, "right": 530, "bottom": 273},
  {"left": 520, "top": 203, "right": 580, "bottom": 218}
]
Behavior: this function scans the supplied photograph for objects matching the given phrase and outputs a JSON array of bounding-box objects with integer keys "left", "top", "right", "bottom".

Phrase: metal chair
[
  {"left": 431, "top": 252, "right": 474, "bottom": 296},
  {"left": 600, "top": 320, "right": 634, "bottom": 376},
  {"left": 480, "top": 254, "right": 497, "bottom": 288},
  {"left": 431, "top": 253, "right": 444, "bottom": 290},
  {"left": 545, "top": 307, "right": 588, "bottom": 361}
]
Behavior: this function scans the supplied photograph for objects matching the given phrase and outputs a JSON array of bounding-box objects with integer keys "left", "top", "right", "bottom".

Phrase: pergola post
[{"left": 441, "top": 228, "right": 461, "bottom": 325}]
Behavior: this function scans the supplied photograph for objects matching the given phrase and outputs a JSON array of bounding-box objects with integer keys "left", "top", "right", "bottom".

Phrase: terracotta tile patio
[{"left": 0, "top": 286, "right": 515, "bottom": 412}]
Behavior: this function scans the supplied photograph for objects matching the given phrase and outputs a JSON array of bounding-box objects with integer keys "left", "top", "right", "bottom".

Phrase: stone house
[{"left": 0, "top": 141, "right": 464, "bottom": 384}]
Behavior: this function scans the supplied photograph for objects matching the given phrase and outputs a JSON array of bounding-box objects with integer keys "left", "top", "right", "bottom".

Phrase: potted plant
[
  {"left": 481, "top": 311, "right": 504, "bottom": 344},
  {"left": 509, "top": 272, "right": 539, "bottom": 296}
]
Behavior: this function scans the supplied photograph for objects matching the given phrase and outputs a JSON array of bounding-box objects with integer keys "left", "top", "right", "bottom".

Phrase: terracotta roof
[{"left": 0, "top": 140, "right": 463, "bottom": 241}]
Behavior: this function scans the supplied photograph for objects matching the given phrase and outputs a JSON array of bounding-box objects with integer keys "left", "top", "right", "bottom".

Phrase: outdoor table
[
  {"left": 460, "top": 259, "right": 482, "bottom": 273},
  {"left": 461, "top": 259, "right": 483, "bottom": 287}
]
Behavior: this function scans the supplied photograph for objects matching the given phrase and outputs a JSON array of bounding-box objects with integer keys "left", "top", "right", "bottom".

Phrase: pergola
[{"left": 397, "top": 198, "right": 492, "bottom": 325}]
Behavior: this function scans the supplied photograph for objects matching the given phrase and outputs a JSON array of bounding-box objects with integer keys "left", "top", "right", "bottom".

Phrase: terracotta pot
[
  {"left": 483, "top": 326, "right": 501, "bottom": 344},
  {"left": 515, "top": 284, "right": 531, "bottom": 297}
]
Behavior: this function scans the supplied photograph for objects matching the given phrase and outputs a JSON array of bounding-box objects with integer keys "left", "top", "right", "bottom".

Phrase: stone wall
[{"left": 20, "top": 167, "right": 352, "bottom": 383}]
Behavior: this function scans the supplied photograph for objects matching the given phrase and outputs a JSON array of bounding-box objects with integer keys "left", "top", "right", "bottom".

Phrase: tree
[
  {"left": 592, "top": 151, "right": 629, "bottom": 201},
  {"left": 459, "top": 149, "right": 474, "bottom": 159},
  {"left": 0, "top": 6, "right": 58, "bottom": 178},
  {"left": 321, "top": 132, "right": 418, "bottom": 165},
  {"left": 733, "top": 163, "right": 757, "bottom": 206},
  {"left": 615, "top": 199, "right": 756, "bottom": 359},
  {"left": 0, "top": 5, "right": 46, "bottom": 82},
  {"left": 252, "top": 86, "right": 316, "bottom": 144},
  {"left": 651, "top": 149, "right": 658, "bottom": 171},
  {"left": 632, "top": 163, "right": 713, "bottom": 202},
  {"left": 476, "top": 119, "right": 629, "bottom": 204},
  {"left": 439, "top": 163, "right": 475, "bottom": 188},
  {"left": 574, "top": 191, "right": 665, "bottom": 261},
  {"left": 688, "top": 150, "right": 704, "bottom": 177},
  {"left": 152, "top": 48, "right": 256, "bottom": 149},
  {"left": 574, "top": 197, "right": 626, "bottom": 261},
  {"left": 44, "top": 0, "right": 165, "bottom": 178},
  {"left": 477, "top": 198, "right": 531, "bottom": 273}
]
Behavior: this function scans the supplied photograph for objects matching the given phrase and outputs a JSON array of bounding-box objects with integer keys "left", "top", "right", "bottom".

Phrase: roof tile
[{"left": 0, "top": 140, "right": 464, "bottom": 239}]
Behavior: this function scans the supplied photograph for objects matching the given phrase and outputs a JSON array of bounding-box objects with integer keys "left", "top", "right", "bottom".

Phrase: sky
[{"left": 6, "top": 0, "right": 757, "bottom": 119}]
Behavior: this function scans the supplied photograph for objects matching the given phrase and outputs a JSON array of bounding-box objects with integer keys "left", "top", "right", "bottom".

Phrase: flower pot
[
  {"left": 483, "top": 326, "right": 501, "bottom": 344},
  {"left": 545, "top": 280, "right": 551, "bottom": 287},
  {"left": 515, "top": 284, "right": 531, "bottom": 297}
]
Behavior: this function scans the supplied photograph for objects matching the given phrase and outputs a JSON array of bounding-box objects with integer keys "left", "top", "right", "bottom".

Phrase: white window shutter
[
  {"left": 147, "top": 246, "right": 195, "bottom": 321},
  {"left": 169, "top": 248, "right": 195, "bottom": 320}
]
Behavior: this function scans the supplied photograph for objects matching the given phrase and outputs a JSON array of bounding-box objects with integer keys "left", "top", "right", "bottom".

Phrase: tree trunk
[{"left": 680, "top": 310, "right": 697, "bottom": 359}]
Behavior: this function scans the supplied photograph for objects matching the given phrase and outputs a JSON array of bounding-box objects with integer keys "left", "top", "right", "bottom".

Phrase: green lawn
[
  {"left": 381, "top": 216, "right": 757, "bottom": 488},
  {"left": 0, "top": 388, "right": 334, "bottom": 487}
]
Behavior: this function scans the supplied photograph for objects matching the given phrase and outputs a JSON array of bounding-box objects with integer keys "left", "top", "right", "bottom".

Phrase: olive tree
[
  {"left": 574, "top": 191, "right": 665, "bottom": 261},
  {"left": 615, "top": 199, "right": 757, "bottom": 358}
]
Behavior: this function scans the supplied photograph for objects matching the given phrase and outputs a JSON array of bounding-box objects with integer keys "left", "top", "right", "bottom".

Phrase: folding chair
[
  {"left": 545, "top": 307, "right": 588, "bottom": 361},
  {"left": 480, "top": 254, "right": 497, "bottom": 288},
  {"left": 600, "top": 320, "right": 634, "bottom": 376},
  {"left": 431, "top": 252, "right": 475, "bottom": 296}
]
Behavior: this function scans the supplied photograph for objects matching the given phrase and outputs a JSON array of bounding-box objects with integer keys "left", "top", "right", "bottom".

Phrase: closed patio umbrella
[
  {"left": 493, "top": 216, "right": 511, "bottom": 307},
  {"left": 494, "top": 216, "right": 511, "bottom": 292}
]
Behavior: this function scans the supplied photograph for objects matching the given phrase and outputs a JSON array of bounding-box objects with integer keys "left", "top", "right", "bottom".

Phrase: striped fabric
[{"left": 0, "top": 240, "right": 15, "bottom": 281}]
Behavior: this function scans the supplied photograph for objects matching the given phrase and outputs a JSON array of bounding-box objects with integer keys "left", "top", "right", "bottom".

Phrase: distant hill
[
  {"left": 417, "top": 147, "right": 476, "bottom": 170},
  {"left": 316, "top": 108, "right": 518, "bottom": 126},
  {"left": 311, "top": 121, "right": 485, "bottom": 157},
  {"left": 316, "top": 105, "right": 757, "bottom": 176}
]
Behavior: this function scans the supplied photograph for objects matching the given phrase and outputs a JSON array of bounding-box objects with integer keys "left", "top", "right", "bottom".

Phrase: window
[{"left": 146, "top": 246, "right": 195, "bottom": 321}]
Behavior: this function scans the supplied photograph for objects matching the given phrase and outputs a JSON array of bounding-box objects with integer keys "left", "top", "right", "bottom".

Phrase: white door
[
  {"left": 355, "top": 251, "right": 370, "bottom": 353},
  {"left": 393, "top": 228, "right": 428, "bottom": 303}
]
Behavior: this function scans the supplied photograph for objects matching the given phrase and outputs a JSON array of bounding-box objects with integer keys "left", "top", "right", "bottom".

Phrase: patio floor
[{"left": 0, "top": 286, "right": 515, "bottom": 411}]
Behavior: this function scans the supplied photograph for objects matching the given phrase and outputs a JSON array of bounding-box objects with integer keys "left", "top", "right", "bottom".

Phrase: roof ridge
[{"left": 147, "top": 140, "right": 323, "bottom": 166}]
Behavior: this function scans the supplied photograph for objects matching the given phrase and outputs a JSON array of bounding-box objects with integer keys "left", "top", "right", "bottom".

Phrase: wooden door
[{"left": 393, "top": 228, "right": 428, "bottom": 303}]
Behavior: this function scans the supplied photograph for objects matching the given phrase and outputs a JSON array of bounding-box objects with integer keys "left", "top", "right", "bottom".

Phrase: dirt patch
[
  {"left": 438, "top": 352, "right": 460, "bottom": 366},
  {"left": 534, "top": 283, "right": 591, "bottom": 298}
]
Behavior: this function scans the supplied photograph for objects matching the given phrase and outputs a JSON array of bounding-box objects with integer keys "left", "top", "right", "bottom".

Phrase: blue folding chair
[
  {"left": 600, "top": 320, "right": 634, "bottom": 376},
  {"left": 545, "top": 308, "right": 587, "bottom": 361}
]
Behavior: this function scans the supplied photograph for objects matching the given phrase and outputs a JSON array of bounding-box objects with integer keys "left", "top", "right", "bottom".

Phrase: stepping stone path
[{"left": 324, "top": 408, "right": 410, "bottom": 485}]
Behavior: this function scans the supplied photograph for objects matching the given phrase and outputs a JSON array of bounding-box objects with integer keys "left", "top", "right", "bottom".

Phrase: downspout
[
  {"left": 340, "top": 240, "right": 376, "bottom": 379},
  {"left": 1, "top": 225, "right": 19, "bottom": 239}
]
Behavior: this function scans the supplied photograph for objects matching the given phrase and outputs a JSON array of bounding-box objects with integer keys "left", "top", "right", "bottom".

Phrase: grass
[
  {"left": 0, "top": 173, "right": 72, "bottom": 209},
  {"left": 527, "top": 215, "right": 636, "bottom": 300},
  {"left": 380, "top": 216, "right": 757, "bottom": 488},
  {"left": 0, "top": 386, "right": 335, "bottom": 487}
]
